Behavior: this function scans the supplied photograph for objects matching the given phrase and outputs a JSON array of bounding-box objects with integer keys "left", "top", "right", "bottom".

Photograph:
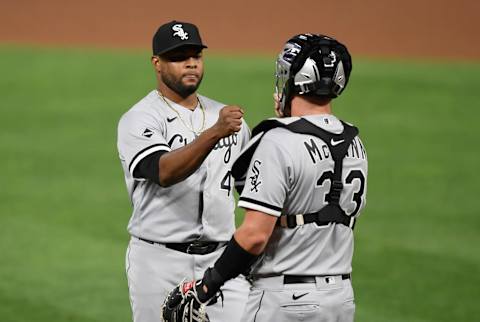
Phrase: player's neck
[
  {"left": 290, "top": 96, "right": 332, "bottom": 116},
  {"left": 157, "top": 84, "right": 198, "bottom": 110}
]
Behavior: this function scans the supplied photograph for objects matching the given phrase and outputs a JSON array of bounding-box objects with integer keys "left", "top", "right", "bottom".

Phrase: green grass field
[{"left": 0, "top": 45, "right": 479, "bottom": 322}]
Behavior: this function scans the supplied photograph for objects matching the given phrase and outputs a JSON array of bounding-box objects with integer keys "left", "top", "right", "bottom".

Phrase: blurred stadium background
[{"left": 0, "top": 1, "right": 479, "bottom": 321}]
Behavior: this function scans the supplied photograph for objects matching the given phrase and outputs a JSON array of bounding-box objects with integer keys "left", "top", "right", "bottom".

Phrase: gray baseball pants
[
  {"left": 126, "top": 237, "right": 249, "bottom": 322},
  {"left": 241, "top": 274, "right": 355, "bottom": 322}
]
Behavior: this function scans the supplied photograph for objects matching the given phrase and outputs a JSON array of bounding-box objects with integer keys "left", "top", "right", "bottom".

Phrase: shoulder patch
[
  {"left": 249, "top": 159, "right": 262, "bottom": 192},
  {"left": 142, "top": 128, "right": 154, "bottom": 138}
]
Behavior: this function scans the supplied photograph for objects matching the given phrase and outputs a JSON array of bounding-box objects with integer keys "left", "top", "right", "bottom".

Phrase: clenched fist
[{"left": 212, "top": 105, "right": 244, "bottom": 138}]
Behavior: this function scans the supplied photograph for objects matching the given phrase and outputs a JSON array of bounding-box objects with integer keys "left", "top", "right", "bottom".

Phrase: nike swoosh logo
[
  {"left": 167, "top": 116, "right": 177, "bottom": 123},
  {"left": 330, "top": 138, "right": 345, "bottom": 146},
  {"left": 292, "top": 292, "right": 309, "bottom": 300}
]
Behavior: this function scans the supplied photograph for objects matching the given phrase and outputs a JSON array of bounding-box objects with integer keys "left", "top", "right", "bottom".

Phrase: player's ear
[{"left": 151, "top": 56, "right": 162, "bottom": 72}]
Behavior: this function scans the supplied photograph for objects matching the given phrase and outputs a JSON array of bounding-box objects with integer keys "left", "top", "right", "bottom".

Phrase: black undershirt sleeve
[{"left": 132, "top": 151, "right": 167, "bottom": 185}]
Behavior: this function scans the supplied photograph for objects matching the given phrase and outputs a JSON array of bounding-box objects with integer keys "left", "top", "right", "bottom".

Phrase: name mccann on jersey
[
  {"left": 304, "top": 139, "right": 330, "bottom": 163},
  {"left": 304, "top": 137, "right": 367, "bottom": 164},
  {"left": 168, "top": 132, "right": 238, "bottom": 163}
]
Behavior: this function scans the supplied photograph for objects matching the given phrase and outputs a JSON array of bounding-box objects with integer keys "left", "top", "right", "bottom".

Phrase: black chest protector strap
[{"left": 231, "top": 117, "right": 359, "bottom": 230}]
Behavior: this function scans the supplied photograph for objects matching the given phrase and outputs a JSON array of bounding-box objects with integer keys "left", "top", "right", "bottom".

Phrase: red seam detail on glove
[{"left": 182, "top": 281, "right": 195, "bottom": 294}]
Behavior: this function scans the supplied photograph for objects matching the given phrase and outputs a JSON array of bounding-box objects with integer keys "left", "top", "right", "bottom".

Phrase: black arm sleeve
[
  {"left": 132, "top": 151, "right": 167, "bottom": 185},
  {"left": 213, "top": 236, "right": 258, "bottom": 280},
  {"left": 196, "top": 236, "right": 259, "bottom": 301}
]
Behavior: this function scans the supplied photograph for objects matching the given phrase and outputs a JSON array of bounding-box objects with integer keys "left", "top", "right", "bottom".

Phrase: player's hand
[
  {"left": 161, "top": 280, "right": 219, "bottom": 322},
  {"left": 273, "top": 93, "right": 284, "bottom": 117},
  {"left": 213, "top": 105, "right": 244, "bottom": 138}
]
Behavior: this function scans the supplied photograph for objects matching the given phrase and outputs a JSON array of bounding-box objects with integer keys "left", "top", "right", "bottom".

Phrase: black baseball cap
[{"left": 152, "top": 21, "right": 207, "bottom": 56}]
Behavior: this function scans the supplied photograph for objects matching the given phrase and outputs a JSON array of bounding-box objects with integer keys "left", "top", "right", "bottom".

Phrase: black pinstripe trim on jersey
[
  {"left": 253, "top": 290, "right": 265, "bottom": 322},
  {"left": 128, "top": 143, "right": 170, "bottom": 174},
  {"left": 238, "top": 197, "right": 283, "bottom": 212}
]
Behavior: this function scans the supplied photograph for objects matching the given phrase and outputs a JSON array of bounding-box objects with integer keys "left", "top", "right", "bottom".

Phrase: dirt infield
[{"left": 0, "top": 0, "right": 478, "bottom": 59}]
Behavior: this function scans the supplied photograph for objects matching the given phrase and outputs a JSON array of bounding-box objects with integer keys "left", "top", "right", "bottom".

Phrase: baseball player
[
  {"left": 116, "top": 21, "right": 250, "bottom": 322},
  {"left": 162, "top": 34, "right": 368, "bottom": 322}
]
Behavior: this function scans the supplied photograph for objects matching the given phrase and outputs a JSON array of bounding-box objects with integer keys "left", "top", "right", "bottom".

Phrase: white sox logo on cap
[{"left": 172, "top": 24, "right": 189, "bottom": 40}]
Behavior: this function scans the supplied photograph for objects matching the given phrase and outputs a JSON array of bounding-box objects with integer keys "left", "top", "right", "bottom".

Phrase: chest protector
[{"left": 232, "top": 117, "right": 359, "bottom": 230}]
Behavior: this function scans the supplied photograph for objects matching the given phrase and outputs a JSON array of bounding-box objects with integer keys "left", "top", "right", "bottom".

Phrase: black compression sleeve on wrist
[
  {"left": 133, "top": 151, "right": 166, "bottom": 184},
  {"left": 213, "top": 236, "right": 259, "bottom": 281}
]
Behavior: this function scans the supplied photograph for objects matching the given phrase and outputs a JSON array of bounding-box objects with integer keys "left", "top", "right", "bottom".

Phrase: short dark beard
[{"left": 161, "top": 72, "right": 203, "bottom": 98}]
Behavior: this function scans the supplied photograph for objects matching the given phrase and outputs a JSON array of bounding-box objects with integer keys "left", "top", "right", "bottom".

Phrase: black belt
[
  {"left": 284, "top": 274, "right": 351, "bottom": 284},
  {"left": 138, "top": 237, "right": 225, "bottom": 255}
]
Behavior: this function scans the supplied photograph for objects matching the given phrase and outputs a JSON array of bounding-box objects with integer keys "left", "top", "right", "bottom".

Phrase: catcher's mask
[{"left": 275, "top": 33, "right": 352, "bottom": 115}]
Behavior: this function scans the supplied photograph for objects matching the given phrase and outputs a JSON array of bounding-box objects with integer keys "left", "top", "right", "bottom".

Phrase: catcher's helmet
[{"left": 275, "top": 33, "right": 352, "bottom": 114}]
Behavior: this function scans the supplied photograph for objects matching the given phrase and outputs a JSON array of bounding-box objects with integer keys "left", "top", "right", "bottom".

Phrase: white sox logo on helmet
[{"left": 172, "top": 24, "right": 189, "bottom": 40}]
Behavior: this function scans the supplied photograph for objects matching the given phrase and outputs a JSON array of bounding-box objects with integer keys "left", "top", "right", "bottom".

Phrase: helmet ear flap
[
  {"left": 277, "top": 35, "right": 317, "bottom": 115},
  {"left": 331, "top": 60, "right": 346, "bottom": 96}
]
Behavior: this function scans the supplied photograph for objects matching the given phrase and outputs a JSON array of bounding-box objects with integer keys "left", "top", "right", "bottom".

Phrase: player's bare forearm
[
  {"left": 234, "top": 210, "right": 277, "bottom": 255},
  {"left": 158, "top": 105, "right": 243, "bottom": 187},
  {"left": 158, "top": 126, "right": 223, "bottom": 186}
]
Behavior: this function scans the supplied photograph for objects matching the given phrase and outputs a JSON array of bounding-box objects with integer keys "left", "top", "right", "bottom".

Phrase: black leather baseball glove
[{"left": 161, "top": 280, "right": 221, "bottom": 322}]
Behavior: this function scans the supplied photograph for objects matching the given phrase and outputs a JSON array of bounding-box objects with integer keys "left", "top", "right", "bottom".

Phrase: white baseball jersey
[
  {"left": 238, "top": 114, "right": 367, "bottom": 276},
  {"left": 117, "top": 90, "right": 250, "bottom": 243}
]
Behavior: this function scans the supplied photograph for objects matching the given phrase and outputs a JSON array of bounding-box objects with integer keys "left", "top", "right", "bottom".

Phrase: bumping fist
[{"left": 213, "top": 105, "right": 244, "bottom": 138}]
